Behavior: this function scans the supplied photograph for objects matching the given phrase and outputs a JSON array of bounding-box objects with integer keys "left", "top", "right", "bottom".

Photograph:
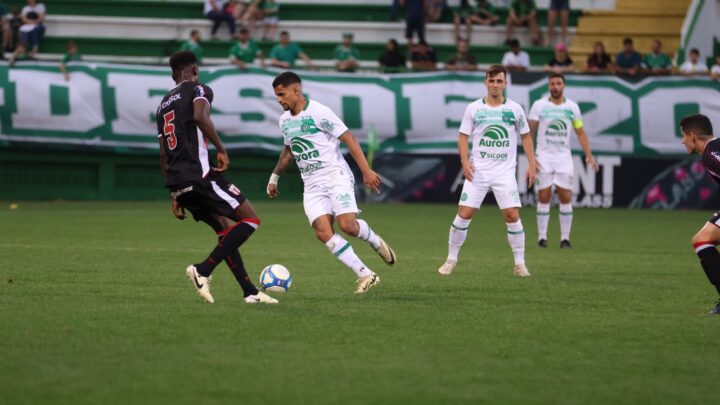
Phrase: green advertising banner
[{"left": 1, "top": 62, "right": 719, "bottom": 156}]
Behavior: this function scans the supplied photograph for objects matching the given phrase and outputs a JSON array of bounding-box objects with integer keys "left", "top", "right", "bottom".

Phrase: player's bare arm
[
  {"left": 520, "top": 132, "right": 537, "bottom": 187},
  {"left": 193, "top": 98, "right": 229, "bottom": 172},
  {"left": 339, "top": 131, "right": 381, "bottom": 193},
  {"left": 457, "top": 133, "right": 474, "bottom": 182},
  {"left": 267, "top": 145, "right": 295, "bottom": 198},
  {"left": 528, "top": 120, "right": 539, "bottom": 141},
  {"left": 158, "top": 137, "right": 184, "bottom": 219},
  {"left": 575, "top": 126, "right": 599, "bottom": 171}
]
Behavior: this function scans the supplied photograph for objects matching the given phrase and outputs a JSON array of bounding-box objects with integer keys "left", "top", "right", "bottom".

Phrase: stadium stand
[
  {"left": 28, "top": 0, "right": 589, "bottom": 70},
  {"left": 569, "top": 0, "right": 690, "bottom": 70}
]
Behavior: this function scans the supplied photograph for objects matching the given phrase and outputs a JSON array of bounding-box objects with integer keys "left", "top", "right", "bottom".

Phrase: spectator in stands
[
  {"left": 8, "top": 6, "right": 21, "bottom": 51},
  {"left": 234, "top": 1, "right": 263, "bottom": 38},
  {"left": 410, "top": 40, "right": 437, "bottom": 71},
  {"left": 452, "top": 0, "right": 473, "bottom": 42},
  {"left": 614, "top": 37, "right": 642, "bottom": 75},
  {"left": 230, "top": 27, "right": 264, "bottom": 69},
  {"left": 506, "top": 0, "right": 541, "bottom": 46},
  {"left": 427, "top": 0, "right": 446, "bottom": 23},
  {"left": 270, "top": 31, "right": 314, "bottom": 69},
  {"left": 20, "top": 0, "right": 45, "bottom": 57},
  {"left": 642, "top": 39, "right": 672, "bottom": 75},
  {"left": 445, "top": 38, "right": 477, "bottom": 71},
  {"left": 547, "top": 0, "right": 569, "bottom": 46},
  {"left": 501, "top": 38, "right": 530, "bottom": 72},
  {"left": 260, "top": 0, "right": 279, "bottom": 41},
  {"left": 544, "top": 42, "right": 574, "bottom": 73},
  {"left": 400, "top": 0, "right": 430, "bottom": 51},
  {"left": 59, "top": 40, "right": 81, "bottom": 82},
  {"left": 333, "top": 32, "right": 360, "bottom": 73},
  {"left": 711, "top": 54, "right": 720, "bottom": 81},
  {"left": 378, "top": 38, "right": 406, "bottom": 73},
  {"left": 205, "top": 0, "right": 236, "bottom": 39},
  {"left": 466, "top": 0, "right": 499, "bottom": 44},
  {"left": 180, "top": 30, "right": 203, "bottom": 64},
  {"left": 9, "top": 41, "right": 30, "bottom": 66},
  {"left": 679, "top": 48, "right": 709, "bottom": 76},
  {"left": 585, "top": 41, "right": 612, "bottom": 74},
  {"left": 1, "top": 2, "right": 10, "bottom": 57}
]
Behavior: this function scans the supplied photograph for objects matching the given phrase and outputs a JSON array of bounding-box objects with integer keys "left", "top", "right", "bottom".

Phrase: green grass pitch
[{"left": 1, "top": 201, "right": 719, "bottom": 404}]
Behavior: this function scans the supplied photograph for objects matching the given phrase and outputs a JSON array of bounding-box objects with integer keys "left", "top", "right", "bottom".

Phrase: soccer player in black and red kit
[
  {"left": 681, "top": 114, "right": 720, "bottom": 314},
  {"left": 156, "top": 51, "right": 277, "bottom": 304}
]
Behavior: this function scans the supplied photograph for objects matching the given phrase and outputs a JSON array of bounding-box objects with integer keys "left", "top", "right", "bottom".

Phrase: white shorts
[
  {"left": 264, "top": 16, "right": 279, "bottom": 25},
  {"left": 303, "top": 181, "right": 358, "bottom": 225},
  {"left": 536, "top": 157, "right": 574, "bottom": 190},
  {"left": 459, "top": 174, "right": 521, "bottom": 210}
]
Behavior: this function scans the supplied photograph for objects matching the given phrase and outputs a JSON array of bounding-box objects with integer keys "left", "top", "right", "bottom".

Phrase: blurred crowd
[{"left": 1, "top": 0, "right": 718, "bottom": 81}]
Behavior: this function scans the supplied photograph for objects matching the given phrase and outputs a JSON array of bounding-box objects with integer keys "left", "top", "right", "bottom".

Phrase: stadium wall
[{"left": 1, "top": 64, "right": 719, "bottom": 207}]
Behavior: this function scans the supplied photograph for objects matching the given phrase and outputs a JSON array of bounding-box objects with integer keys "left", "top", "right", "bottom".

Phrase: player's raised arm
[
  {"left": 339, "top": 130, "right": 381, "bottom": 193},
  {"left": 267, "top": 145, "right": 295, "bottom": 199},
  {"left": 192, "top": 96, "right": 229, "bottom": 172},
  {"left": 457, "top": 133, "right": 473, "bottom": 182}
]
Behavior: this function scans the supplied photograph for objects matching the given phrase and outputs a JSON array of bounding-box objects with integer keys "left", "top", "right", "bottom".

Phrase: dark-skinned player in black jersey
[
  {"left": 681, "top": 113, "right": 720, "bottom": 314},
  {"left": 156, "top": 51, "right": 277, "bottom": 304}
]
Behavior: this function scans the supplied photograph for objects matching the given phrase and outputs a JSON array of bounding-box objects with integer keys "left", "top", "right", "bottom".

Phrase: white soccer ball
[{"left": 260, "top": 264, "right": 292, "bottom": 292}]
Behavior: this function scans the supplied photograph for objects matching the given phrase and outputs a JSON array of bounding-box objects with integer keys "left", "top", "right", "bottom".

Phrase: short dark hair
[
  {"left": 549, "top": 73, "right": 565, "bottom": 82},
  {"left": 169, "top": 51, "right": 197, "bottom": 73},
  {"left": 239, "top": 27, "right": 249, "bottom": 34},
  {"left": 273, "top": 71, "right": 302, "bottom": 88},
  {"left": 681, "top": 114, "right": 713, "bottom": 138},
  {"left": 508, "top": 38, "right": 520, "bottom": 48},
  {"left": 690, "top": 48, "right": 700, "bottom": 55},
  {"left": 486, "top": 64, "right": 507, "bottom": 79},
  {"left": 190, "top": 29, "right": 199, "bottom": 36},
  {"left": 280, "top": 31, "right": 289, "bottom": 36},
  {"left": 623, "top": 37, "right": 633, "bottom": 45}
]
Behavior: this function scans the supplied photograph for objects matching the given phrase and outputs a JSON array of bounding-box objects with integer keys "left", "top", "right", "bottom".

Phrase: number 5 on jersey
[{"left": 163, "top": 110, "right": 177, "bottom": 150}]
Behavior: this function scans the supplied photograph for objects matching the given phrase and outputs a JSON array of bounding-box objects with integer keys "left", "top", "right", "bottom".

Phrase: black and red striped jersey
[
  {"left": 156, "top": 81, "right": 214, "bottom": 187},
  {"left": 702, "top": 138, "right": 720, "bottom": 185}
]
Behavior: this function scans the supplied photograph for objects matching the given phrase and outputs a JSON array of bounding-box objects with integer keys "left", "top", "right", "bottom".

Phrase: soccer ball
[{"left": 259, "top": 264, "right": 292, "bottom": 292}]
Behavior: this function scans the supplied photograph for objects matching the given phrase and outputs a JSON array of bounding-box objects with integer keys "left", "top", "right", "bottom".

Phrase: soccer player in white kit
[
  {"left": 266, "top": 72, "right": 396, "bottom": 294},
  {"left": 438, "top": 65, "right": 537, "bottom": 277},
  {"left": 528, "top": 73, "right": 597, "bottom": 249}
]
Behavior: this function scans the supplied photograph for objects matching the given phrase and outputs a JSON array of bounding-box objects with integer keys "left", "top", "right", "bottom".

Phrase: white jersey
[
  {"left": 528, "top": 97, "right": 583, "bottom": 160},
  {"left": 459, "top": 97, "right": 530, "bottom": 175},
  {"left": 279, "top": 99, "right": 352, "bottom": 187}
]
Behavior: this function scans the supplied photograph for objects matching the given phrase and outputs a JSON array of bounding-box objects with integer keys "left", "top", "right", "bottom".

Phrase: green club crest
[
  {"left": 460, "top": 192, "right": 468, "bottom": 201},
  {"left": 320, "top": 118, "right": 335, "bottom": 132}
]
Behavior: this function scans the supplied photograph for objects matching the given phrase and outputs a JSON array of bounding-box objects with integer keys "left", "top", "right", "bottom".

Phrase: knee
[
  {"left": 339, "top": 220, "right": 359, "bottom": 236},
  {"left": 315, "top": 229, "right": 333, "bottom": 243},
  {"left": 504, "top": 212, "right": 520, "bottom": 223},
  {"left": 241, "top": 216, "right": 260, "bottom": 230},
  {"left": 691, "top": 232, "right": 703, "bottom": 246}
]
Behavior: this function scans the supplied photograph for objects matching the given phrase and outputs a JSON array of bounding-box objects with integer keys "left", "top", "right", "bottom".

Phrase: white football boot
[
  {"left": 374, "top": 236, "right": 397, "bottom": 265},
  {"left": 244, "top": 291, "right": 279, "bottom": 304},
  {"left": 513, "top": 264, "right": 531, "bottom": 277},
  {"left": 186, "top": 265, "right": 214, "bottom": 303},
  {"left": 437, "top": 260, "right": 457, "bottom": 276},
  {"left": 355, "top": 274, "right": 380, "bottom": 294}
]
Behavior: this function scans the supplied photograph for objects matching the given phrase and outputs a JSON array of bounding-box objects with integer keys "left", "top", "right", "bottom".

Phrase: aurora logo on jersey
[
  {"left": 478, "top": 124, "right": 510, "bottom": 148},
  {"left": 290, "top": 137, "right": 320, "bottom": 162},
  {"left": 546, "top": 120, "right": 568, "bottom": 137}
]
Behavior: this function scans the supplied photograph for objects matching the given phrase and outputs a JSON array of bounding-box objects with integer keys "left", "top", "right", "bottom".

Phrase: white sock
[
  {"left": 559, "top": 203, "right": 573, "bottom": 241},
  {"left": 536, "top": 202, "right": 550, "bottom": 240},
  {"left": 506, "top": 220, "right": 525, "bottom": 266},
  {"left": 448, "top": 215, "right": 471, "bottom": 262},
  {"left": 355, "top": 219, "right": 381, "bottom": 250},
  {"left": 325, "top": 234, "right": 373, "bottom": 278}
]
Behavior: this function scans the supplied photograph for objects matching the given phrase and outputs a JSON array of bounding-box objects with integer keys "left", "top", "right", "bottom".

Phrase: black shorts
[
  {"left": 405, "top": 17, "right": 425, "bottom": 41},
  {"left": 550, "top": 0, "right": 570, "bottom": 11},
  {"left": 168, "top": 173, "right": 246, "bottom": 222},
  {"left": 709, "top": 211, "right": 720, "bottom": 227}
]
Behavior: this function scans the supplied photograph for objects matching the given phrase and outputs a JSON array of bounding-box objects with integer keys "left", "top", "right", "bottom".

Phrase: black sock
[
  {"left": 225, "top": 249, "right": 259, "bottom": 297},
  {"left": 196, "top": 221, "right": 257, "bottom": 277},
  {"left": 696, "top": 245, "right": 720, "bottom": 296}
]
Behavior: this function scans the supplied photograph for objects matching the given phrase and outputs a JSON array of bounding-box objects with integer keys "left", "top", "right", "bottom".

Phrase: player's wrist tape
[{"left": 269, "top": 173, "right": 280, "bottom": 185}]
